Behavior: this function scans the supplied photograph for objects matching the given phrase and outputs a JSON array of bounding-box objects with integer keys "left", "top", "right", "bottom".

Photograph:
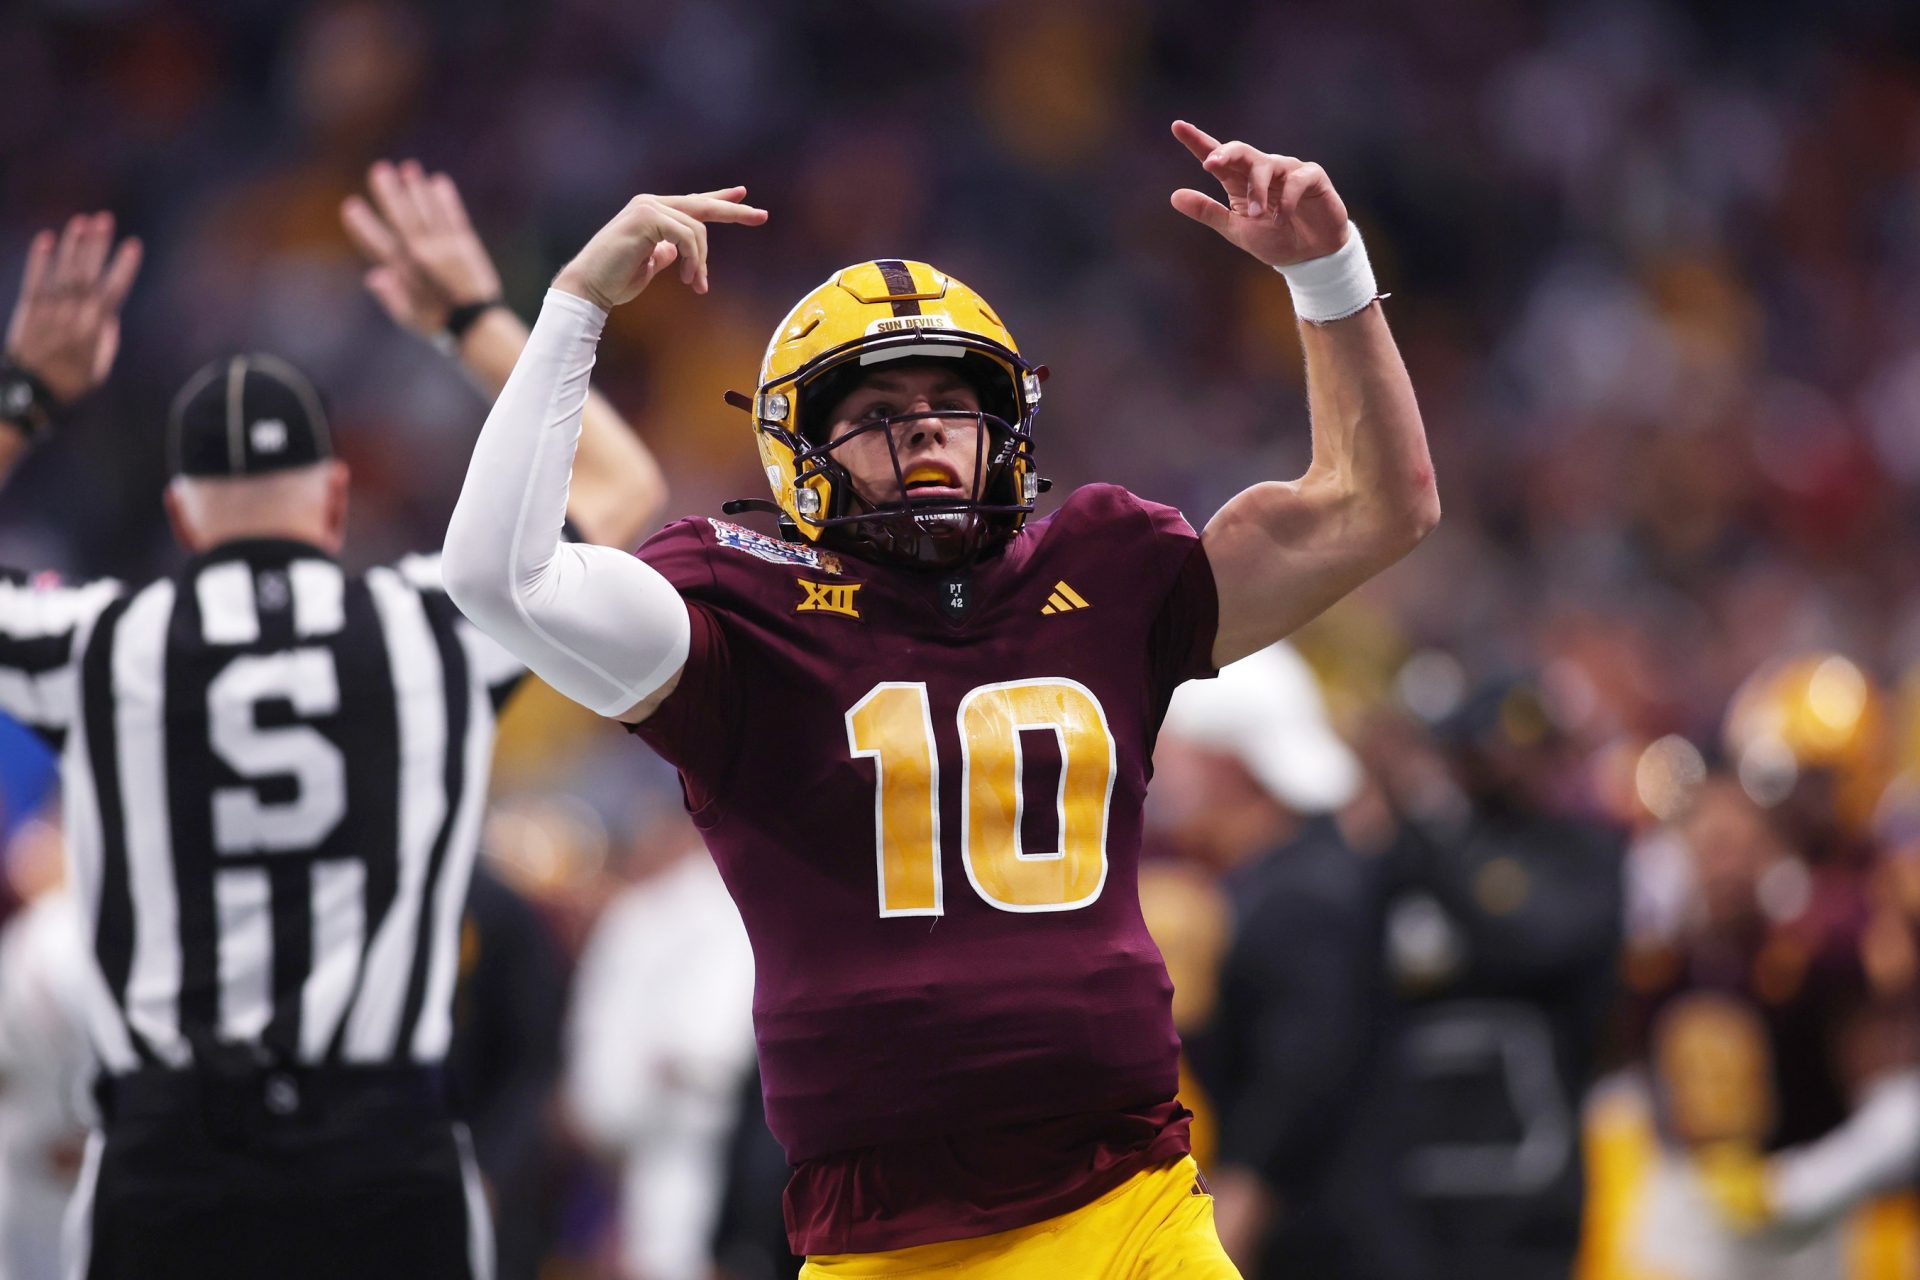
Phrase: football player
[{"left": 442, "top": 121, "right": 1439, "bottom": 1276}]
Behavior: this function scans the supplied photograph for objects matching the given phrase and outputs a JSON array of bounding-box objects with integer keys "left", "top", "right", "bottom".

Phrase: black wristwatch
[
  {"left": 445, "top": 298, "right": 506, "bottom": 341},
  {"left": 0, "top": 361, "right": 61, "bottom": 443}
]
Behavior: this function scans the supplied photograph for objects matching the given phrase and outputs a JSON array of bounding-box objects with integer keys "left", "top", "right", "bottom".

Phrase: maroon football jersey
[{"left": 630, "top": 483, "right": 1218, "bottom": 1251}]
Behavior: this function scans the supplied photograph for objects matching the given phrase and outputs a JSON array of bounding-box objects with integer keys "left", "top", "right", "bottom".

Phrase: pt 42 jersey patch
[{"left": 706, "top": 518, "right": 845, "bottom": 575}]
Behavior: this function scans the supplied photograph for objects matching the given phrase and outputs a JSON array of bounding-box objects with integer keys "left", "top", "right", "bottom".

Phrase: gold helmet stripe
[{"left": 874, "top": 259, "right": 922, "bottom": 317}]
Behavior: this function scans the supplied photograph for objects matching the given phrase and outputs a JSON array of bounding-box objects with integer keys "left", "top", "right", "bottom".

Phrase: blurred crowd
[{"left": 4, "top": 0, "right": 1920, "bottom": 1275}]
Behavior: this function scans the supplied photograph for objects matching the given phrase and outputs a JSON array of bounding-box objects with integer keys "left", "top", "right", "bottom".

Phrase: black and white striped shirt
[{"left": 0, "top": 539, "right": 525, "bottom": 1076}]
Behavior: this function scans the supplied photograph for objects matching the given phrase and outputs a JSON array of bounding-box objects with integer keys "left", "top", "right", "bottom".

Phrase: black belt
[{"left": 96, "top": 1064, "right": 447, "bottom": 1132}]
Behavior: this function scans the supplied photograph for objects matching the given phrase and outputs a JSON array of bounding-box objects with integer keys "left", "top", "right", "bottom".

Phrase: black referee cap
[{"left": 167, "top": 354, "right": 333, "bottom": 478}]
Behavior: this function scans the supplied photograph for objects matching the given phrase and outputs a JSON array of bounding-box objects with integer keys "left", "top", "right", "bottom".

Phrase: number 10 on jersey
[{"left": 844, "top": 678, "right": 1116, "bottom": 917}]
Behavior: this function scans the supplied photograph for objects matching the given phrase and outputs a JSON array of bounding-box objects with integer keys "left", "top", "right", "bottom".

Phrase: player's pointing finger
[
  {"left": 658, "top": 192, "right": 769, "bottom": 225},
  {"left": 1172, "top": 120, "right": 1223, "bottom": 165}
]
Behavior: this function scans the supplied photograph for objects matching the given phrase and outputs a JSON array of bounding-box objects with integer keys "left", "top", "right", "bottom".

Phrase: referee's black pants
[{"left": 71, "top": 1066, "right": 492, "bottom": 1280}]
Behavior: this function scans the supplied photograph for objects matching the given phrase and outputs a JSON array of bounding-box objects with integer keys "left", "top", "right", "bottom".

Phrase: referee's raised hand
[
  {"left": 341, "top": 160, "right": 504, "bottom": 340},
  {"left": 5, "top": 212, "right": 143, "bottom": 406}
]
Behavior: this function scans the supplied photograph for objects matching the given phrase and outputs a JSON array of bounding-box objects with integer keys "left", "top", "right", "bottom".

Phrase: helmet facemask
[{"left": 792, "top": 354, "right": 1038, "bottom": 567}]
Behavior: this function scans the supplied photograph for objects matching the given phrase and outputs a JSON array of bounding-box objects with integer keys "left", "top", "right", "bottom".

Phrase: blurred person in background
[
  {"left": 709, "top": 1065, "right": 807, "bottom": 1280},
  {"left": 447, "top": 847, "right": 571, "bottom": 1280},
  {"left": 1613, "top": 764, "right": 1920, "bottom": 1279},
  {"left": 442, "top": 119, "right": 1435, "bottom": 1278},
  {"left": 0, "top": 811, "right": 92, "bottom": 1280},
  {"left": 1373, "top": 673, "right": 1624, "bottom": 1280},
  {"left": 565, "top": 809, "right": 755, "bottom": 1280},
  {"left": 0, "top": 174, "right": 657, "bottom": 1279},
  {"left": 1151, "top": 642, "right": 1433, "bottom": 1280},
  {"left": 465, "top": 786, "right": 647, "bottom": 1278}
]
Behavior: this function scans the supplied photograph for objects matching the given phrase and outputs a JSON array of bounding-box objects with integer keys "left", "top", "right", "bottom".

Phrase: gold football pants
[{"left": 800, "top": 1155, "right": 1243, "bottom": 1279}]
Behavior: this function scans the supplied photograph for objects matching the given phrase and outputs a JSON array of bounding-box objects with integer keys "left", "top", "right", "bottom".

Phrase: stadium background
[{"left": 3, "top": 0, "right": 1920, "bottom": 1277}]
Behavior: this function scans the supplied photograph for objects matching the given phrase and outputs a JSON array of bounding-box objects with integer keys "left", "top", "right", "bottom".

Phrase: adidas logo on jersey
[{"left": 1040, "top": 581, "right": 1089, "bottom": 615}]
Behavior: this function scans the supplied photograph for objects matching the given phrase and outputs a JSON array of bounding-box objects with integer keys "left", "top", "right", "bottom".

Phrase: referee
[{"left": 0, "top": 176, "right": 661, "bottom": 1280}]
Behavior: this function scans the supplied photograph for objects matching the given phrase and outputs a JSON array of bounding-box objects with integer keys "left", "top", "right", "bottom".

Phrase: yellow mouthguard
[{"left": 904, "top": 466, "right": 953, "bottom": 485}]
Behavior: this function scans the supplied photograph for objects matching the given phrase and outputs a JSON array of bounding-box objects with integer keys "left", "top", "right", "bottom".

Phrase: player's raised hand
[
  {"left": 1169, "top": 121, "right": 1349, "bottom": 268},
  {"left": 4, "top": 212, "right": 143, "bottom": 405},
  {"left": 553, "top": 189, "right": 768, "bottom": 311},
  {"left": 341, "top": 160, "right": 503, "bottom": 338}
]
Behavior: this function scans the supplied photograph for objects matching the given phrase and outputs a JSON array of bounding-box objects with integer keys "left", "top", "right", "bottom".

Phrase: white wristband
[{"left": 1276, "top": 224, "right": 1379, "bottom": 324}]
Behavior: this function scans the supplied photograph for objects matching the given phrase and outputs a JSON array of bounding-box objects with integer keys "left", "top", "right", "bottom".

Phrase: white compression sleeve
[
  {"left": 1768, "top": 1069, "right": 1920, "bottom": 1229},
  {"left": 443, "top": 289, "right": 689, "bottom": 717}
]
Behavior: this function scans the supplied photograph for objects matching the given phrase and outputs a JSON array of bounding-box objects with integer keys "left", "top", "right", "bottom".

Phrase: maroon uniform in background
[
  {"left": 1628, "top": 871, "right": 1889, "bottom": 1155},
  {"left": 629, "top": 483, "right": 1218, "bottom": 1254}
]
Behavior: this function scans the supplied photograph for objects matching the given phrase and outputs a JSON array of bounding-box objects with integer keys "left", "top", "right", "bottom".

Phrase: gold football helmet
[{"left": 725, "top": 259, "right": 1047, "bottom": 565}]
